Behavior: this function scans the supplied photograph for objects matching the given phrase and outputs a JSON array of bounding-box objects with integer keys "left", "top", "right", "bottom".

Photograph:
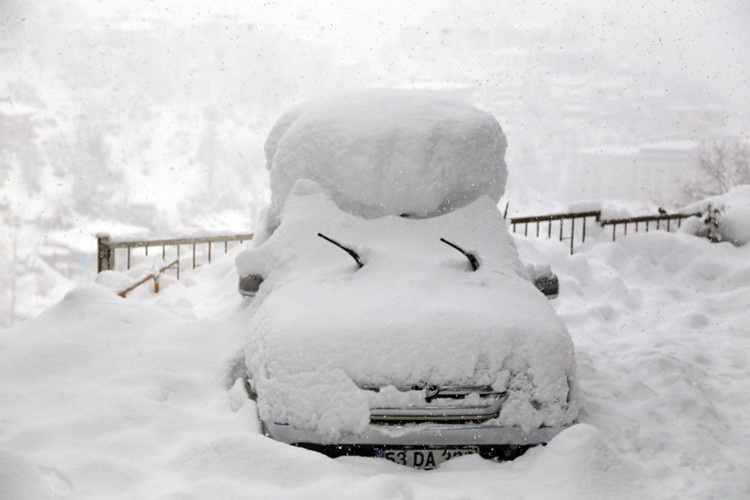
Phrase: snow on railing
[
  {"left": 509, "top": 210, "right": 701, "bottom": 254},
  {"left": 599, "top": 213, "right": 700, "bottom": 242},
  {"left": 510, "top": 211, "right": 601, "bottom": 255},
  {"left": 96, "top": 232, "right": 253, "bottom": 278}
]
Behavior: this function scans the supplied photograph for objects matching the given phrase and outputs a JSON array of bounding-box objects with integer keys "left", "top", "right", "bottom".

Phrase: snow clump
[
  {"left": 681, "top": 185, "right": 750, "bottom": 246},
  {"left": 261, "top": 89, "right": 507, "bottom": 238}
]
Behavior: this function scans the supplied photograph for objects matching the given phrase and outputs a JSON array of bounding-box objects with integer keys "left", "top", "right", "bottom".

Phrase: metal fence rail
[
  {"left": 117, "top": 259, "right": 179, "bottom": 297},
  {"left": 599, "top": 213, "right": 700, "bottom": 242},
  {"left": 510, "top": 210, "right": 701, "bottom": 254},
  {"left": 510, "top": 210, "right": 601, "bottom": 255},
  {"left": 97, "top": 232, "right": 253, "bottom": 277}
]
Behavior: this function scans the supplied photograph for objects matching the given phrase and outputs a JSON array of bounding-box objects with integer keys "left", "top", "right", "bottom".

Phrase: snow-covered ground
[{"left": 1, "top": 224, "right": 748, "bottom": 499}]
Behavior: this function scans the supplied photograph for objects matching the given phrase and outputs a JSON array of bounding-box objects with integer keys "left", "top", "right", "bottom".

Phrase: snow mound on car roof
[{"left": 262, "top": 89, "right": 507, "bottom": 236}]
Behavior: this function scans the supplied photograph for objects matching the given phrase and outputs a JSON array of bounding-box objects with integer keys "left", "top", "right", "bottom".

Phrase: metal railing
[
  {"left": 97, "top": 232, "right": 253, "bottom": 278},
  {"left": 510, "top": 211, "right": 601, "bottom": 255},
  {"left": 510, "top": 210, "right": 701, "bottom": 254},
  {"left": 599, "top": 213, "right": 700, "bottom": 242},
  {"left": 117, "top": 259, "right": 179, "bottom": 297}
]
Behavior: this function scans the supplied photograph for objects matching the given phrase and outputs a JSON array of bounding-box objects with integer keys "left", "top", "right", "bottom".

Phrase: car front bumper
[{"left": 264, "top": 421, "right": 566, "bottom": 447}]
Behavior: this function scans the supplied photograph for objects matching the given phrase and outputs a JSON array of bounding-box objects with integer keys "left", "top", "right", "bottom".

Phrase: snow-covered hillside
[{"left": 1, "top": 227, "right": 748, "bottom": 499}]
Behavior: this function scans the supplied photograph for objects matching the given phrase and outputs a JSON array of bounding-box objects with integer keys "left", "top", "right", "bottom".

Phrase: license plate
[{"left": 376, "top": 447, "right": 479, "bottom": 469}]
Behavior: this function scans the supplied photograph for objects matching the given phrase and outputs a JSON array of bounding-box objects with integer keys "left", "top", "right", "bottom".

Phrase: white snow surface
[
  {"left": 682, "top": 185, "right": 750, "bottom": 246},
  {"left": 1, "top": 208, "right": 749, "bottom": 498},
  {"left": 261, "top": 89, "right": 507, "bottom": 237},
  {"left": 236, "top": 181, "right": 577, "bottom": 439}
]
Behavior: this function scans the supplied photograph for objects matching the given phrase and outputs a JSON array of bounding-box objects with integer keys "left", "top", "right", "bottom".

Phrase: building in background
[{"left": 566, "top": 140, "right": 698, "bottom": 206}]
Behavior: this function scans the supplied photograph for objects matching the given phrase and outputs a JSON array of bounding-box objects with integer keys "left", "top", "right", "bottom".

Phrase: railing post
[
  {"left": 570, "top": 217, "right": 575, "bottom": 255},
  {"left": 96, "top": 233, "right": 115, "bottom": 272},
  {"left": 612, "top": 223, "right": 616, "bottom": 242},
  {"left": 582, "top": 218, "right": 587, "bottom": 243}
]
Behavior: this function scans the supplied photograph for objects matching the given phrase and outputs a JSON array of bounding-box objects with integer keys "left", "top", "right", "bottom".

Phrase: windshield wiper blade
[
  {"left": 440, "top": 237, "right": 479, "bottom": 271},
  {"left": 317, "top": 233, "right": 364, "bottom": 268}
]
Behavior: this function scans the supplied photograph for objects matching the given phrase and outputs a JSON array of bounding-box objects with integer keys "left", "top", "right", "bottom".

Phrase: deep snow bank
[
  {"left": 262, "top": 89, "right": 507, "bottom": 237},
  {"left": 513, "top": 230, "right": 750, "bottom": 498}
]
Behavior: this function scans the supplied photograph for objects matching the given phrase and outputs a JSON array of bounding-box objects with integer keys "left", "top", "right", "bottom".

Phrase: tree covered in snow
[
  {"left": 682, "top": 138, "right": 750, "bottom": 201},
  {"left": 681, "top": 186, "right": 750, "bottom": 246}
]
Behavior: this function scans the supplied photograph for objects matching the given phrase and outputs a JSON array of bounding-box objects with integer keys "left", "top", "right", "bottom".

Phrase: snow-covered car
[{"left": 236, "top": 90, "right": 579, "bottom": 469}]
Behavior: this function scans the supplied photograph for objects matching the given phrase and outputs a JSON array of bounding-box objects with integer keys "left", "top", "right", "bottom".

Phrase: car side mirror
[
  {"left": 239, "top": 274, "right": 264, "bottom": 298},
  {"left": 533, "top": 273, "right": 559, "bottom": 299}
]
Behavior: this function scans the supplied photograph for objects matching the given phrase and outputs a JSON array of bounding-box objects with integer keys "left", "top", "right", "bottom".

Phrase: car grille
[{"left": 366, "top": 385, "right": 508, "bottom": 425}]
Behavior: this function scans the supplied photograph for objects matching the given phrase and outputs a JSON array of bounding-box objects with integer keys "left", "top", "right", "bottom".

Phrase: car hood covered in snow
[{"left": 236, "top": 181, "right": 578, "bottom": 440}]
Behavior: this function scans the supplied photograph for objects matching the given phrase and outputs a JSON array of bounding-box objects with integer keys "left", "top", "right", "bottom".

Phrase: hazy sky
[
  {"left": 17, "top": 0, "right": 742, "bottom": 110},
  {"left": 4, "top": 0, "right": 748, "bottom": 107},
  {"left": 2, "top": 0, "right": 748, "bottom": 208},
  {"left": 292, "top": 0, "right": 750, "bottom": 108}
]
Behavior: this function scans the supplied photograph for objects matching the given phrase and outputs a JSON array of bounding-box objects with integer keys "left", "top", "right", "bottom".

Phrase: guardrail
[
  {"left": 599, "top": 213, "right": 700, "bottom": 242},
  {"left": 510, "top": 210, "right": 701, "bottom": 254},
  {"left": 97, "top": 232, "right": 253, "bottom": 277},
  {"left": 510, "top": 211, "right": 601, "bottom": 255}
]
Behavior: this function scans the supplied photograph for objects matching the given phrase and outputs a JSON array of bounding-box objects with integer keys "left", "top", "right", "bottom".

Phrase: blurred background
[{"left": 1, "top": 0, "right": 749, "bottom": 324}]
